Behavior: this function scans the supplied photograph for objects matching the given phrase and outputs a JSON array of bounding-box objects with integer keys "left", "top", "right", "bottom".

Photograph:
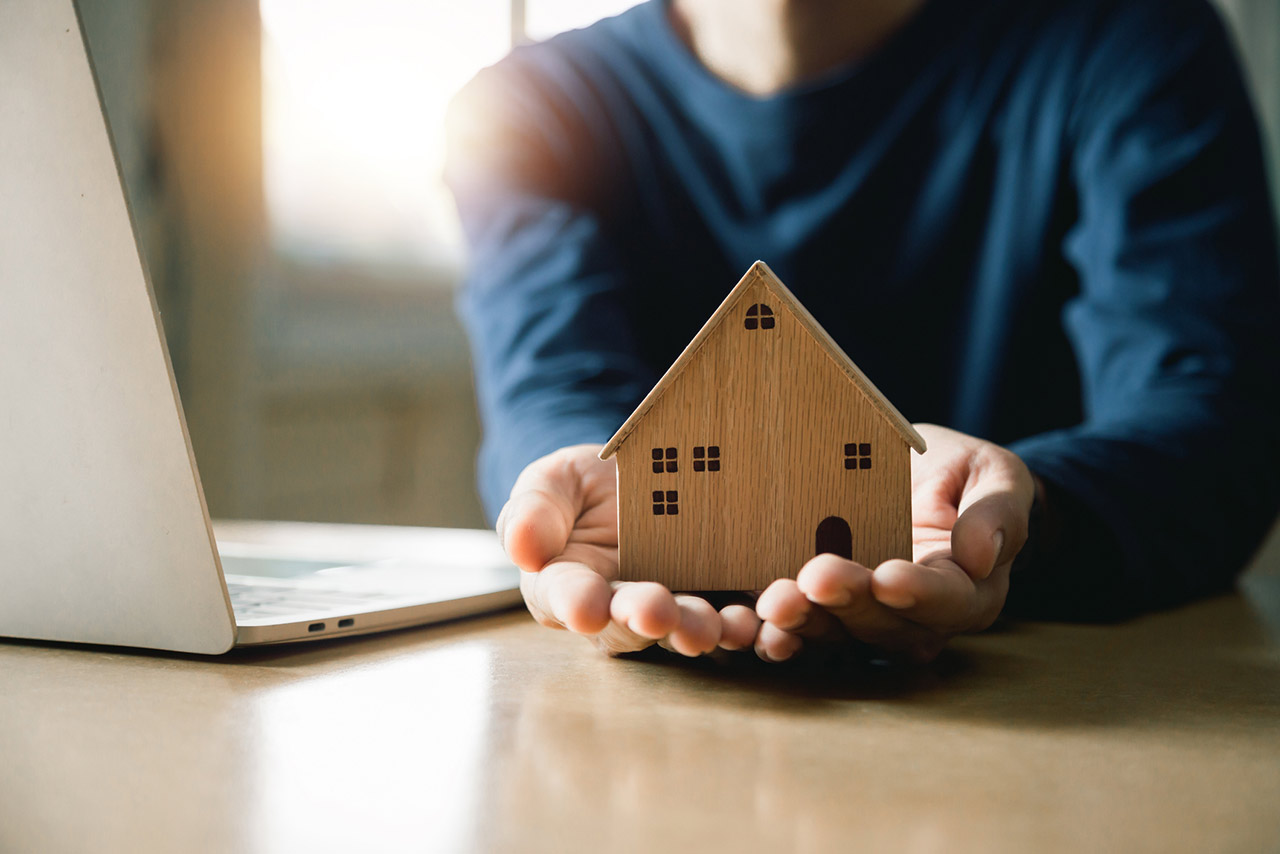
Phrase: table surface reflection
[{"left": 3, "top": 540, "right": 1279, "bottom": 853}]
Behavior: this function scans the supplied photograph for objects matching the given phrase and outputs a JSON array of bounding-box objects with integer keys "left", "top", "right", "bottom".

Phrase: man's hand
[
  {"left": 754, "top": 424, "right": 1035, "bottom": 664},
  {"left": 498, "top": 444, "right": 762, "bottom": 656}
]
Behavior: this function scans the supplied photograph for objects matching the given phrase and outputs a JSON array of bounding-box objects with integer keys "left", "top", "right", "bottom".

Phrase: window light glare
[{"left": 260, "top": 0, "right": 509, "bottom": 264}]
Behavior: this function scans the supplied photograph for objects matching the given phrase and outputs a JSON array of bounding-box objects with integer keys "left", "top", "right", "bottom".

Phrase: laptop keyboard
[{"left": 226, "top": 581, "right": 393, "bottom": 620}]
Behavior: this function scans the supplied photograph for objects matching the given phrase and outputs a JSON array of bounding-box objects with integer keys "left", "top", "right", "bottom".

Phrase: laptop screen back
[{"left": 0, "top": 0, "right": 236, "bottom": 653}]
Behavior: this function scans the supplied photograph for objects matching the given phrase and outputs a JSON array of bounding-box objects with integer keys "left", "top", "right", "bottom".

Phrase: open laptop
[{"left": 0, "top": 0, "right": 522, "bottom": 654}]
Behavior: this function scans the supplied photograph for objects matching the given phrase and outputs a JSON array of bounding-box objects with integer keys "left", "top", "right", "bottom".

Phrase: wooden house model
[{"left": 599, "top": 262, "right": 927, "bottom": 591}]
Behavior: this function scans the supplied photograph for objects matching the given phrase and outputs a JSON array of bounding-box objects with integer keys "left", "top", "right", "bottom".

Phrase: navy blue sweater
[{"left": 445, "top": 0, "right": 1280, "bottom": 620}]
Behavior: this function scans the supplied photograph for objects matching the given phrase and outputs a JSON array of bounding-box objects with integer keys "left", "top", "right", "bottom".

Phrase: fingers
[
  {"left": 755, "top": 622, "right": 804, "bottom": 662},
  {"left": 950, "top": 448, "right": 1034, "bottom": 581},
  {"left": 524, "top": 570, "right": 735, "bottom": 658},
  {"left": 872, "top": 558, "right": 973, "bottom": 630},
  {"left": 872, "top": 558, "right": 1009, "bottom": 635},
  {"left": 735, "top": 429, "right": 1031, "bottom": 663},
  {"left": 500, "top": 489, "right": 575, "bottom": 572},
  {"left": 795, "top": 554, "right": 940, "bottom": 658},
  {"left": 611, "top": 592, "right": 743, "bottom": 657},
  {"left": 752, "top": 555, "right": 940, "bottom": 662},
  {"left": 599, "top": 586, "right": 728, "bottom": 657},
  {"left": 593, "top": 618, "right": 667, "bottom": 657},
  {"left": 520, "top": 561, "right": 613, "bottom": 634},
  {"left": 717, "top": 604, "right": 761, "bottom": 651},
  {"left": 950, "top": 493, "right": 1023, "bottom": 580},
  {"left": 610, "top": 595, "right": 759, "bottom": 656},
  {"left": 659, "top": 596, "right": 723, "bottom": 657},
  {"left": 503, "top": 447, "right": 751, "bottom": 659},
  {"left": 609, "top": 582, "right": 679, "bottom": 638},
  {"left": 752, "top": 577, "right": 843, "bottom": 662},
  {"left": 795, "top": 555, "right": 872, "bottom": 608},
  {"left": 499, "top": 445, "right": 615, "bottom": 572},
  {"left": 499, "top": 452, "right": 586, "bottom": 571},
  {"left": 906, "top": 427, "right": 1033, "bottom": 581}
]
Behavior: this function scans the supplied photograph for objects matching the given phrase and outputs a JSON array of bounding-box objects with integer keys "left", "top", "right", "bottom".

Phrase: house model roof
[{"left": 599, "top": 261, "right": 928, "bottom": 460}]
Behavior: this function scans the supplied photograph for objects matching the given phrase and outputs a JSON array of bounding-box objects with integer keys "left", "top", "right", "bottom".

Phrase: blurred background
[{"left": 78, "top": 0, "right": 1280, "bottom": 531}]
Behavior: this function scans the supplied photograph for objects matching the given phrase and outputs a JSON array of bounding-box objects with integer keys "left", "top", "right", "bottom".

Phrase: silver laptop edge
[{"left": 0, "top": 0, "right": 519, "bottom": 654}]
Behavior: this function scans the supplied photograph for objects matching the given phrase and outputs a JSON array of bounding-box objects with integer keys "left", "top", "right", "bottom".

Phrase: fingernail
[
  {"left": 991, "top": 530, "right": 1005, "bottom": 573},
  {"left": 879, "top": 590, "right": 916, "bottom": 609},
  {"left": 757, "top": 642, "right": 797, "bottom": 663}
]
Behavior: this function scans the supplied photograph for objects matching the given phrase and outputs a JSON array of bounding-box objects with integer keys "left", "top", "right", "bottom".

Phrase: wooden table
[{"left": 3, "top": 540, "right": 1279, "bottom": 853}]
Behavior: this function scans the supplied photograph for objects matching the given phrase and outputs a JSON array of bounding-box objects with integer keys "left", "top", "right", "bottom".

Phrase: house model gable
[{"left": 600, "top": 262, "right": 926, "bottom": 591}]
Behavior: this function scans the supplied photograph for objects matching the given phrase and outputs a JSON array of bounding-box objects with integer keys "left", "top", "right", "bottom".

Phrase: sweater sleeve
[
  {"left": 444, "top": 62, "right": 655, "bottom": 520},
  {"left": 1005, "top": 0, "right": 1280, "bottom": 620}
]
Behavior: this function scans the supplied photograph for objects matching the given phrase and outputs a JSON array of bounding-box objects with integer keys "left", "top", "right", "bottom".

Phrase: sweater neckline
[{"left": 638, "top": 0, "right": 954, "bottom": 116}]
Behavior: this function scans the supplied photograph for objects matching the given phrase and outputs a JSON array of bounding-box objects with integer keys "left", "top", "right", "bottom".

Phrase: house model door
[{"left": 815, "top": 515, "right": 853, "bottom": 560}]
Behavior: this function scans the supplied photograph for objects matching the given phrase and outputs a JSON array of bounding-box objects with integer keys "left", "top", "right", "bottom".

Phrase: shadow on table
[{"left": 598, "top": 583, "right": 1280, "bottom": 732}]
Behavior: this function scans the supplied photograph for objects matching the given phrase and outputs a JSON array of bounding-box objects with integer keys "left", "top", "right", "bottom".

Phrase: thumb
[
  {"left": 950, "top": 454, "right": 1034, "bottom": 581},
  {"left": 497, "top": 450, "right": 585, "bottom": 572}
]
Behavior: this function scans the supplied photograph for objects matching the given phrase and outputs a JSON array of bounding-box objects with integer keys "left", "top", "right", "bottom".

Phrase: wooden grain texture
[
  {"left": 612, "top": 264, "right": 914, "bottom": 590},
  {"left": 3, "top": 532, "right": 1279, "bottom": 854}
]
